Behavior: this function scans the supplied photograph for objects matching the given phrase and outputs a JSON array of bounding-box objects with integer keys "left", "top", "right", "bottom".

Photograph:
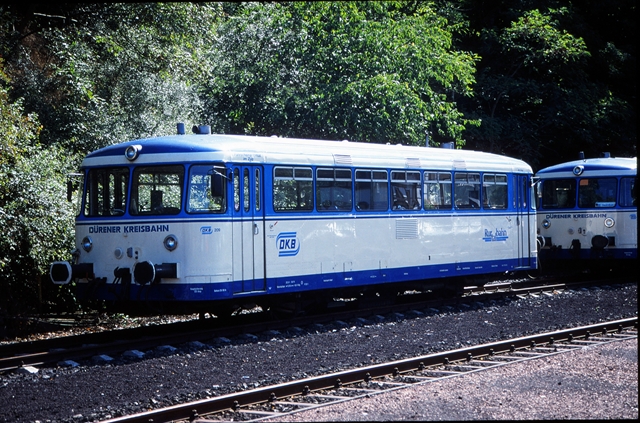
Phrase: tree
[
  {"left": 4, "top": 3, "right": 221, "bottom": 154},
  {"left": 202, "top": 1, "right": 479, "bottom": 146},
  {"left": 1, "top": 58, "right": 77, "bottom": 316},
  {"left": 458, "top": 0, "right": 636, "bottom": 169}
]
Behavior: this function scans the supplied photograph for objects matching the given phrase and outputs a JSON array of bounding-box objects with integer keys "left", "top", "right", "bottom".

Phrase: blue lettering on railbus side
[
  {"left": 88, "top": 225, "right": 122, "bottom": 234},
  {"left": 544, "top": 214, "right": 573, "bottom": 219},
  {"left": 277, "top": 232, "right": 300, "bottom": 257},
  {"left": 545, "top": 213, "right": 609, "bottom": 219},
  {"left": 483, "top": 228, "right": 508, "bottom": 242},
  {"left": 88, "top": 225, "right": 170, "bottom": 234},
  {"left": 200, "top": 226, "right": 221, "bottom": 234},
  {"left": 123, "top": 224, "right": 169, "bottom": 233},
  {"left": 572, "top": 213, "right": 608, "bottom": 219}
]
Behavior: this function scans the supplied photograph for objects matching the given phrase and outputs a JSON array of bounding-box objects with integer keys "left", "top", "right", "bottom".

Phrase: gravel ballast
[
  {"left": 271, "top": 339, "right": 638, "bottom": 421},
  {"left": 0, "top": 283, "right": 637, "bottom": 422}
]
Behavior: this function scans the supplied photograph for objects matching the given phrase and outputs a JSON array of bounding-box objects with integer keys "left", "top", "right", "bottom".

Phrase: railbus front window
[
  {"left": 186, "top": 164, "right": 226, "bottom": 213},
  {"left": 130, "top": 165, "right": 184, "bottom": 215},
  {"left": 619, "top": 177, "right": 637, "bottom": 207},
  {"left": 66, "top": 173, "right": 85, "bottom": 216},
  {"left": 578, "top": 177, "right": 617, "bottom": 208},
  {"left": 541, "top": 179, "right": 576, "bottom": 209},
  {"left": 84, "top": 168, "right": 129, "bottom": 217}
]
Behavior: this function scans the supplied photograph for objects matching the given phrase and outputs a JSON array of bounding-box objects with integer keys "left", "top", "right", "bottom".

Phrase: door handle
[{"left": 254, "top": 223, "right": 259, "bottom": 235}]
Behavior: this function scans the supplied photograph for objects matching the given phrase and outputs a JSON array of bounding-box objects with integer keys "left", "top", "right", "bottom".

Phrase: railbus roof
[
  {"left": 535, "top": 156, "right": 637, "bottom": 179},
  {"left": 83, "top": 133, "right": 533, "bottom": 174}
]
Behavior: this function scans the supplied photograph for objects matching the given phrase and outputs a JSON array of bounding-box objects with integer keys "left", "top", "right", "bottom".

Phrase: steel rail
[
  {"left": 1, "top": 277, "right": 633, "bottom": 373},
  {"left": 99, "top": 317, "right": 637, "bottom": 423}
]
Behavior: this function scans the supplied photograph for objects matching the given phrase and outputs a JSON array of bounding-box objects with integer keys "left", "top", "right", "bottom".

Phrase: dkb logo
[{"left": 277, "top": 232, "right": 300, "bottom": 257}]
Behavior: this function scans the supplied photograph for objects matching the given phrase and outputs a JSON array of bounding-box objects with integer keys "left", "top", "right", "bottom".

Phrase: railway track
[
  {"left": 0, "top": 276, "right": 633, "bottom": 373},
  {"left": 98, "top": 317, "right": 638, "bottom": 423}
]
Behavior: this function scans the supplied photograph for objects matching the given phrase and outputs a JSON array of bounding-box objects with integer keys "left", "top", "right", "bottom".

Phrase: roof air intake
[{"left": 192, "top": 125, "right": 211, "bottom": 135}]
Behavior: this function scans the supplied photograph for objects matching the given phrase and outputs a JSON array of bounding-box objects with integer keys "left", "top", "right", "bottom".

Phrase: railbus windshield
[
  {"left": 129, "top": 165, "right": 184, "bottom": 215},
  {"left": 539, "top": 176, "right": 636, "bottom": 209},
  {"left": 81, "top": 163, "right": 229, "bottom": 217},
  {"left": 187, "top": 164, "right": 227, "bottom": 213},
  {"left": 83, "top": 168, "right": 129, "bottom": 217}
]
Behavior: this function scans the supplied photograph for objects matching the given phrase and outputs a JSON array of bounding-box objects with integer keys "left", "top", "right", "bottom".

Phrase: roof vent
[
  {"left": 601, "top": 152, "right": 611, "bottom": 158},
  {"left": 177, "top": 122, "right": 185, "bottom": 135},
  {"left": 333, "top": 154, "right": 352, "bottom": 165},
  {"left": 192, "top": 125, "right": 211, "bottom": 135},
  {"left": 406, "top": 157, "right": 421, "bottom": 168}
]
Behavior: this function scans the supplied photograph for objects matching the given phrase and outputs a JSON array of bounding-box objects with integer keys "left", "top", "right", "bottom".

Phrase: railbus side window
[
  {"left": 316, "top": 168, "right": 353, "bottom": 211},
  {"left": 482, "top": 173, "right": 508, "bottom": 209},
  {"left": 67, "top": 173, "right": 85, "bottom": 216},
  {"left": 391, "top": 170, "right": 421, "bottom": 210},
  {"left": 233, "top": 168, "right": 240, "bottom": 212},
  {"left": 423, "top": 172, "right": 452, "bottom": 210},
  {"left": 273, "top": 166, "right": 313, "bottom": 212},
  {"left": 578, "top": 177, "right": 617, "bottom": 208},
  {"left": 255, "top": 168, "right": 261, "bottom": 211},
  {"left": 243, "top": 168, "right": 250, "bottom": 212},
  {"left": 84, "top": 168, "right": 129, "bottom": 217},
  {"left": 454, "top": 172, "right": 480, "bottom": 209},
  {"left": 530, "top": 177, "right": 537, "bottom": 210},
  {"left": 186, "top": 164, "right": 226, "bottom": 213},
  {"left": 619, "top": 177, "right": 637, "bottom": 207},
  {"left": 129, "top": 165, "right": 184, "bottom": 215},
  {"left": 540, "top": 179, "right": 576, "bottom": 209},
  {"left": 355, "top": 169, "right": 388, "bottom": 211}
]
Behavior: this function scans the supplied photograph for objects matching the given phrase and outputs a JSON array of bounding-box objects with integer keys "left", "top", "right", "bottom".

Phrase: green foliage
[
  {"left": 459, "top": 0, "right": 635, "bottom": 168},
  {"left": 501, "top": 8, "right": 589, "bottom": 71},
  {"left": 203, "top": 1, "right": 479, "bottom": 146},
  {"left": 6, "top": 3, "right": 222, "bottom": 155},
  {"left": 1, "top": 59, "right": 78, "bottom": 314},
  {"left": 464, "top": 7, "right": 591, "bottom": 164}
]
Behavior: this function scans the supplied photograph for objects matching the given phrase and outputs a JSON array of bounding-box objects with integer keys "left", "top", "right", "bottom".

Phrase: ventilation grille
[
  {"left": 333, "top": 154, "right": 352, "bottom": 165},
  {"left": 405, "top": 157, "right": 421, "bottom": 168},
  {"left": 396, "top": 218, "right": 418, "bottom": 239},
  {"left": 453, "top": 159, "right": 466, "bottom": 170}
]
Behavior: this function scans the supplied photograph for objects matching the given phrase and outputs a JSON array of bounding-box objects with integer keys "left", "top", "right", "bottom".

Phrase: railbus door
[
  {"left": 232, "top": 165, "right": 266, "bottom": 293},
  {"left": 515, "top": 174, "right": 532, "bottom": 267}
]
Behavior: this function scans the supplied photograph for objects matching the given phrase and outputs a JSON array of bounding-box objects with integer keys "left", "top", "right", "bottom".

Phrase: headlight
[
  {"left": 163, "top": 235, "right": 178, "bottom": 251},
  {"left": 542, "top": 219, "right": 551, "bottom": 229},
  {"left": 604, "top": 217, "right": 615, "bottom": 228},
  {"left": 81, "top": 236, "right": 93, "bottom": 252},
  {"left": 125, "top": 144, "right": 142, "bottom": 161}
]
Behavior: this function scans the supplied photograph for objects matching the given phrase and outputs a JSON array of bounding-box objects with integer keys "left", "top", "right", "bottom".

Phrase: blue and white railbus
[
  {"left": 535, "top": 153, "right": 637, "bottom": 271},
  {"left": 50, "top": 125, "right": 537, "bottom": 313}
]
